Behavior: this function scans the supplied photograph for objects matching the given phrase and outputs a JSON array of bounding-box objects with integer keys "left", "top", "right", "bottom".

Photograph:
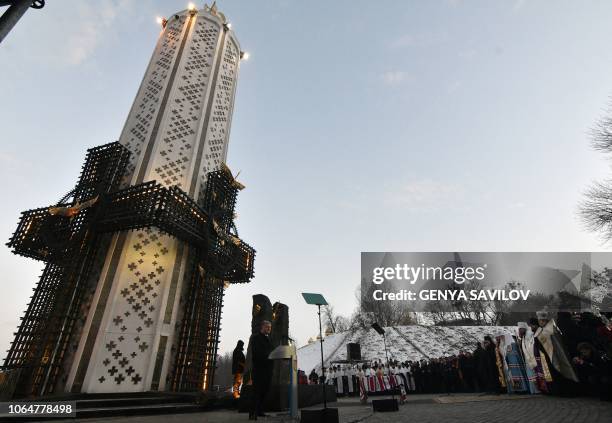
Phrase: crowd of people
[{"left": 298, "top": 311, "right": 612, "bottom": 401}]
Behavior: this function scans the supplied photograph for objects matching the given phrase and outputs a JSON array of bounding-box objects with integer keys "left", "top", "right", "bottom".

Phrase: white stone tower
[{"left": 64, "top": 3, "right": 244, "bottom": 393}]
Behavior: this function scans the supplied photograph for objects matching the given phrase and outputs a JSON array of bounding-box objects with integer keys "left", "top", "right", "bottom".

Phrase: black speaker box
[
  {"left": 301, "top": 407, "right": 339, "bottom": 423},
  {"left": 346, "top": 342, "right": 361, "bottom": 360},
  {"left": 372, "top": 398, "right": 399, "bottom": 412}
]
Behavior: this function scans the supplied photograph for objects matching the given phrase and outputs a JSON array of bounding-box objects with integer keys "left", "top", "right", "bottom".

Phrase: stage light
[
  {"left": 156, "top": 17, "right": 167, "bottom": 28},
  {"left": 371, "top": 322, "right": 385, "bottom": 335}
]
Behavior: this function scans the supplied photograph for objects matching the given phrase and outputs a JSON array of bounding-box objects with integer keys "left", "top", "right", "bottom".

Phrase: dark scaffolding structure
[{"left": 2, "top": 142, "right": 255, "bottom": 397}]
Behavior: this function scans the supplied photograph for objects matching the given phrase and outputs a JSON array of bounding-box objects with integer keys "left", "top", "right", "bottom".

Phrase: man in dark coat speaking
[{"left": 250, "top": 320, "right": 273, "bottom": 420}]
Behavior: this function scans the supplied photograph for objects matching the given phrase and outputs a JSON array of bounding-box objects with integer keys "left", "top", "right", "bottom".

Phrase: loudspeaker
[
  {"left": 372, "top": 398, "right": 399, "bottom": 412},
  {"left": 346, "top": 343, "right": 361, "bottom": 360},
  {"left": 301, "top": 408, "right": 339, "bottom": 423}
]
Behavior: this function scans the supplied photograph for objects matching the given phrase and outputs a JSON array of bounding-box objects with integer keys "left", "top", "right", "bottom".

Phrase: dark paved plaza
[{"left": 46, "top": 393, "right": 612, "bottom": 423}]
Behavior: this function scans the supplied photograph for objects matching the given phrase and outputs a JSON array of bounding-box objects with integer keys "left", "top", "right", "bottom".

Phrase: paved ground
[{"left": 46, "top": 394, "right": 612, "bottom": 423}]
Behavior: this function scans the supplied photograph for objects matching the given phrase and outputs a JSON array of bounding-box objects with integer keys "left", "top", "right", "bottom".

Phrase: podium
[{"left": 268, "top": 344, "right": 298, "bottom": 419}]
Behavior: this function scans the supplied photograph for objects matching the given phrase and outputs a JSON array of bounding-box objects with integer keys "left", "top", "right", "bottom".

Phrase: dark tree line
[{"left": 213, "top": 351, "right": 233, "bottom": 390}]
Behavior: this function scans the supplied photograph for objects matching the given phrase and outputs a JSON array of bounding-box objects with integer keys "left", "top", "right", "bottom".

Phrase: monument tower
[{"left": 2, "top": 3, "right": 255, "bottom": 397}]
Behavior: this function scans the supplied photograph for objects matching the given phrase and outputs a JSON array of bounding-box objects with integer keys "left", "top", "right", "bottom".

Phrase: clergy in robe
[
  {"left": 376, "top": 366, "right": 386, "bottom": 392},
  {"left": 535, "top": 311, "right": 579, "bottom": 395},
  {"left": 349, "top": 365, "right": 359, "bottom": 396},
  {"left": 366, "top": 365, "right": 376, "bottom": 392},
  {"left": 516, "top": 322, "right": 541, "bottom": 394},
  {"left": 499, "top": 334, "right": 529, "bottom": 393},
  {"left": 407, "top": 362, "right": 416, "bottom": 392},
  {"left": 396, "top": 364, "right": 408, "bottom": 389},
  {"left": 330, "top": 367, "right": 340, "bottom": 394},
  {"left": 529, "top": 318, "right": 553, "bottom": 392},
  {"left": 358, "top": 366, "right": 368, "bottom": 402},
  {"left": 341, "top": 366, "right": 350, "bottom": 396}
]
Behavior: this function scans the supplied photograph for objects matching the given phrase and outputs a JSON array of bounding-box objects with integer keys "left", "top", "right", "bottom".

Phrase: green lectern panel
[{"left": 301, "top": 292, "right": 328, "bottom": 306}]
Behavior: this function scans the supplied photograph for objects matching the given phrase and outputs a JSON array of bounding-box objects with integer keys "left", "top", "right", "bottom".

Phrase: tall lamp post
[
  {"left": 0, "top": 0, "right": 44, "bottom": 44},
  {"left": 301, "top": 293, "right": 339, "bottom": 423},
  {"left": 371, "top": 323, "right": 399, "bottom": 412}
]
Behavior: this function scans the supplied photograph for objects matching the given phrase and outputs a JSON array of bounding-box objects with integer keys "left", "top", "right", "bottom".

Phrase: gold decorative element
[
  {"left": 253, "top": 304, "right": 262, "bottom": 317},
  {"left": 220, "top": 163, "right": 245, "bottom": 190},
  {"left": 48, "top": 195, "right": 99, "bottom": 218},
  {"left": 212, "top": 219, "right": 242, "bottom": 246}
]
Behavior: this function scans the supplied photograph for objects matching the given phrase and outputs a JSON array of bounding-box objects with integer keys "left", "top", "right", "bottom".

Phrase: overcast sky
[{"left": 1, "top": 0, "right": 612, "bottom": 357}]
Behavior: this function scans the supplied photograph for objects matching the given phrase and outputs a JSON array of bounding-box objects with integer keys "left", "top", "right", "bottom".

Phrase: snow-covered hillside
[{"left": 297, "top": 325, "right": 516, "bottom": 373}]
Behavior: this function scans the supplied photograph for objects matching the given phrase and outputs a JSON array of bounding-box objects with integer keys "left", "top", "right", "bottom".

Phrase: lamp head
[{"left": 371, "top": 322, "right": 385, "bottom": 335}]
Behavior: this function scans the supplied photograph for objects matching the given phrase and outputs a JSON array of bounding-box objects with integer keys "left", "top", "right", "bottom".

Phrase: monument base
[{"left": 238, "top": 384, "right": 336, "bottom": 411}]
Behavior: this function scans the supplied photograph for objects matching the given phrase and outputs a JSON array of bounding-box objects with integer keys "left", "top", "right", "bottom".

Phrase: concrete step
[
  {"left": 76, "top": 402, "right": 204, "bottom": 419},
  {"left": 75, "top": 394, "right": 194, "bottom": 409},
  {"left": 0, "top": 392, "right": 205, "bottom": 421}
]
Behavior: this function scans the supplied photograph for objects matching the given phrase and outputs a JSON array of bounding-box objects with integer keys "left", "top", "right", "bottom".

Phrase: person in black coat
[
  {"left": 232, "top": 340, "right": 246, "bottom": 399},
  {"left": 309, "top": 369, "right": 319, "bottom": 384},
  {"left": 483, "top": 337, "right": 502, "bottom": 393},
  {"left": 474, "top": 341, "right": 499, "bottom": 394},
  {"left": 250, "top": 320, "right": 273, "bottom": 420}
]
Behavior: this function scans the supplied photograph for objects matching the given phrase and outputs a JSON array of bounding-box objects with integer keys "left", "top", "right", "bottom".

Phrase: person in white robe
[
  {"left": 516, "top": 322, "right": 540, "bottom": 394},
  {"left": 327, "top": 367, "right": 337, "bottom": 392},
  {"left": 337, "top": 366, "right": 345, "bottom": 395},
  {"left": 357, "top": 366, "right": 368, "bottom": 402},
  {"left": 366, "top": 365, "right": 376, "bottom": 392},
  {"left": 406, "top": 363, "right": 416, "bottom": 392},
  {"left": 346, "top": 365, "right": 355, "bottom": 395}
]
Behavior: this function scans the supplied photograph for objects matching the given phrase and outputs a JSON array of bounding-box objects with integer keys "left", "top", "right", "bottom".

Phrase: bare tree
[
  {"left": 424, "top": 280, "right": 522, "bottom": 326},
  {"left": 580, "top": 101, "right": 612, "bottom": 240},
  {"left": 580, "top": 181, "right": 612, "bottom": 240},
  {"left": 323, "top": 304, "right": 350, "bottom": 334},
  {"left": 351, "top": 282, "right": 415, "bottom": 329}
]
